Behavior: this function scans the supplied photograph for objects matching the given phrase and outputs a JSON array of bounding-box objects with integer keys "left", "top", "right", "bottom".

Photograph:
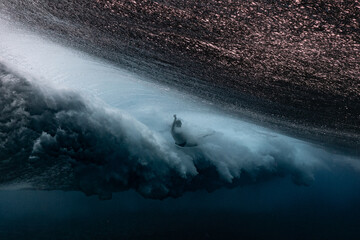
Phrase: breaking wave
[
  {"left": 0, "top": 63, "right": 327, "bottom": 199},
  {"left": 0, "top": 18, "right": 358, "bottom": 200}
]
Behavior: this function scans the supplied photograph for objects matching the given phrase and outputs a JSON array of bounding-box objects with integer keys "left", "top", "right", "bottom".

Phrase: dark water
[
  {"left": 1, "top": 0, "right": 359, "bottom": 149},
  {"left": 1, "top": 168, "right": 360, "bottom": 240}
]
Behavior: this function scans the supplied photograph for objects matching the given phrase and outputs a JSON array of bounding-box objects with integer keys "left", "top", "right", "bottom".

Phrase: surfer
[{"left": 171, "top": 114, "right": 187, "bottom": 147}]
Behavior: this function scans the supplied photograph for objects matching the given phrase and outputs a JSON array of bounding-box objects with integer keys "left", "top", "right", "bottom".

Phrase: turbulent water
[
  {"left": 0, "top": 21, "right": 330, "bottom": 198},
  {"left": 0, "top": 1, "right": 359, "bottom": 239}
]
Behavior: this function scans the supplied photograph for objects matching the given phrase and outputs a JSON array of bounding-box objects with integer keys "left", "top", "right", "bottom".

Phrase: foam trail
[{"left": 0, "top": 18, "right": 358, "bottom": 199}]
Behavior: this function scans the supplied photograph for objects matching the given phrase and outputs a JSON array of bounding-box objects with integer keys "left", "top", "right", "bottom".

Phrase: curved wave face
[{"left": 0, "top": 18, "right": 359, "bottom": 202}]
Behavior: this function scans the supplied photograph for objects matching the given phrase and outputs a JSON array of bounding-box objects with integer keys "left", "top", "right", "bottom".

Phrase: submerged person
[
  {"left": 171, "top": 114, "right": 187, "bottom": 147},
  {"left": 171, "top": 114, "right": 214, "bottom": 147}
]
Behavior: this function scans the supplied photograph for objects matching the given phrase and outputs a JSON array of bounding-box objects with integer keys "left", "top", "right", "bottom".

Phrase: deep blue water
[{"left": 1, "top": 168, "right": 360, "bottom": 239}]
